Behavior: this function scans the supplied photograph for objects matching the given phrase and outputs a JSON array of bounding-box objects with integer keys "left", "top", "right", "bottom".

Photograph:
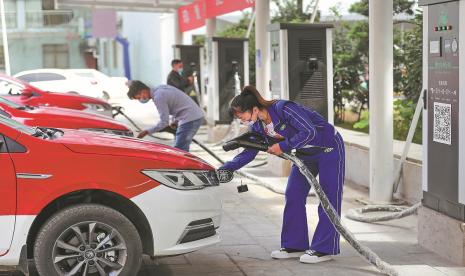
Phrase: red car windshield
[
  {"left": 0, "top": 114, "right": 35, "bottom": 135},
  {"left": 0, "top": 96, "right": 25, "bottom": 109}
]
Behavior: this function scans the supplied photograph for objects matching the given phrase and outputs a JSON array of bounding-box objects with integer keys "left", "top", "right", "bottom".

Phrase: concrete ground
[{"left": 2, "top": 101, "right": 464, "bottom": 276}]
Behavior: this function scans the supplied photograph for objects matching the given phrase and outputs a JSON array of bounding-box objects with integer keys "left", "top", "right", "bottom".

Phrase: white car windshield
[{"left": 0, "top": 114, "right": 35, "bottom": 135}]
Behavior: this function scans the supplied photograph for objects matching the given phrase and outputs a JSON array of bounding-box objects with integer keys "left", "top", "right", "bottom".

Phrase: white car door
[{"left": 0, "top": 135, "right": 16, "bottom": 256}]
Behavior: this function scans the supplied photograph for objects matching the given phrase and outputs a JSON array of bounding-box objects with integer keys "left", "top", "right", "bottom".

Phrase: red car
[
  {"left": 0, "top": 96, "right": 133, "bottom": 137},
  {"left": 0, "top": 74, "right": 113, "bottom": 117},
  {"left": 0, "top": 114, "right": 222, "bottom": 275}
]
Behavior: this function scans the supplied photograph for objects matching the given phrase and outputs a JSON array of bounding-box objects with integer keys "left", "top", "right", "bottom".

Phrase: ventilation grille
[
  {"left": 297, "top": 38, "right": 326, "bottom": 100},
  {"left": 298, "top": 71, "right": 326, "bottom": 100},
  {"left": 298, "top": 38, "right": 324, "bottom": 60}
]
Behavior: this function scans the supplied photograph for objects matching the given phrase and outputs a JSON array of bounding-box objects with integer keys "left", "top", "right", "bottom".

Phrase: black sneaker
[{"left": 299, "top": 250, "right": 332, "bottom": 263}]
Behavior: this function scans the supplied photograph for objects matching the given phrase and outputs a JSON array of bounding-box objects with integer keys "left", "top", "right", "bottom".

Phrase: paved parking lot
[
  {"left": 2, "top": 116, "right": 464, "bottom": 276},
  {"left": 5, "top": 173, "right": 462, "bottom": 276}
]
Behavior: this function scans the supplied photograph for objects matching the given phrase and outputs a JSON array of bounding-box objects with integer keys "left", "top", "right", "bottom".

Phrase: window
[
  {"left": 0, "top": 96, "right": 23, "bottom": 109},
  {"left": 43, "top": 44, "right": 69, "bottom": 68},
  {"left": 15, "top": 74, "right": 36, "bottom": 83},
  {"left": 17, "top": 73, "right": 66, "bottom": 82},
  {"left": 0, "top": 114, "right": 35, "bottom": 135},
  {"left": 42, "top": 0, "right": 54, "bottom": 10}
]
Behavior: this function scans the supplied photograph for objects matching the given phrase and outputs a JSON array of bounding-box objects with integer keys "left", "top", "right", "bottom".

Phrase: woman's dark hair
[
  {"left": 229, "top": 85, "right": 276, "bottom": 116},
  {"left": 127, "top": 80, "right": 149, "bottom": 99}
]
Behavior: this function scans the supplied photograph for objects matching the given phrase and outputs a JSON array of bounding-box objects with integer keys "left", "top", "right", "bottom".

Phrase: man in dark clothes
[{"left": 167, "top": 59, "right": 198, "bottom": 104}]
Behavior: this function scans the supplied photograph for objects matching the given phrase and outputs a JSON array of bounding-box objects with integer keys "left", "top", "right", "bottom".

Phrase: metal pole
[
  {"left": 255, "top": 0, "right": 270, "bottom": 96},
  {"left": 369, "top": 0, "right": 394, "bottom": 203},
  {"left": 393, "top": 89, "right": 424, "bottom": 193},
  {"left": 310, "top": 0, "right": 320, "bottom": 23},
  {"left": 206, "top": 18, "right": 216, "bottom": 38},
  {"left": 0, "top": 0, "right": 11, "bottom": 75},
  {"left": 245, "top": 11, "right": 256, "bottom": 39}
]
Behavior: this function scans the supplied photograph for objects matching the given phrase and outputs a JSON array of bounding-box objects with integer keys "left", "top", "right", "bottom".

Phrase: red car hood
[
  {"left": 30, "top": 106, "right": 125, "bottom": 127},
  {"left": 59, "top": 129, "right": 212, "bottom": 169},
  {"left": 4, "top": 91, "right": 109, "bottom": 106},
  {"left": 41, "top": 91, "right": 108, "bottom": 104}
]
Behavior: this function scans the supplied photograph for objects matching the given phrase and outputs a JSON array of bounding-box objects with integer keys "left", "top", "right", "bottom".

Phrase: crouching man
[{"left": 128, "top": 80, "right": 204, "bottom": 152}]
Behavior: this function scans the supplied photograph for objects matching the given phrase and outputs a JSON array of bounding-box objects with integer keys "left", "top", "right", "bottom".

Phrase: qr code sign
[{"left": 433, "top": 102, "right": 452, "bottom": 145}]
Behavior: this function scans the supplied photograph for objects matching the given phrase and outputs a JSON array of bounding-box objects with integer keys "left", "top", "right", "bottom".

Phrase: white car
[
  {"left": 68, "top": 69, "right": 129, "bottom": 102},
  {"left": 0, "top": 115, "right": 222, "bottom": 275},
  {"left": 14, "top": 69, "right": 108, "bottom": 100}
]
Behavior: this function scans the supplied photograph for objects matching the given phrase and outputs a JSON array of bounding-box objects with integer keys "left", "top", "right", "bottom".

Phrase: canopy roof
[{"left": 56, "top": 0, "right": 194, "bottom": 12}]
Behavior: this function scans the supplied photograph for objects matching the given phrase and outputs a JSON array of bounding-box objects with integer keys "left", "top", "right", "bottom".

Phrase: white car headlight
[
  {"left": 141, "top": 170, "right": 219, "bottom": 190},
  {"left": 82, "top": 103, "right": 110, "bottom": 112}
]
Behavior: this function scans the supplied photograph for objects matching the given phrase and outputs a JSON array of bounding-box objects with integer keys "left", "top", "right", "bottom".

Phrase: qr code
[{"left": 433, "top": 102, "right": 452, "bottom": 145}]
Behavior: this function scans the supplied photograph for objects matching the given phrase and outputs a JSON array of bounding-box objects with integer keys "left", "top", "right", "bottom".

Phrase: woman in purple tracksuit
[{"left": 220, "top": 86, "right": 345, "bottom": 264}]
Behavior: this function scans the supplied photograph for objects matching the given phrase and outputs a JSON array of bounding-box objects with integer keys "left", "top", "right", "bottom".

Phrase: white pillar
[
  {"left": 255, "top": 0, "right": 270, "bottom": 96},
  {"left": 0, "top": 0, "right": 10, "bottom": 75},
  {"left": 206, "top": 18, "right": 216, "bottom": 38},
  {"left": 369, "top": 0, "right": 394, "bottom": 203},
  {"left": 173, "top": 11, "right": 183, "bottom": 45}
]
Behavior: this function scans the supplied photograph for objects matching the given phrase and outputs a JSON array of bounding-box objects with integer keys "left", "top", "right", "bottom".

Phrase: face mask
[
  {"left": 139, "top": 98, "right": 150, "bottom": 104},
  {"left": 240, "top": 108, "right": 258, "bottom": 127},
  {"left": 178, "top": 68, "right": 184, "bottom": 75},
  {"left": 241, "top": 120, "right": 255, "bottom": 127}
]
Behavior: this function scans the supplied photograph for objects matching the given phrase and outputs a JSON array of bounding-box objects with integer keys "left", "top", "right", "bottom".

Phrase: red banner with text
[
  {"left": 178, "top": 0, "right": 206, "bottom": 32},
  {"left": 205, "top": 0, "right": 255, "bottom": 18}
]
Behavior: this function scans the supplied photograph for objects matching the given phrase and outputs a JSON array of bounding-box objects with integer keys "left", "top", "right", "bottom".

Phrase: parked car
[
  {"left": 0, "top": 114, "right": 222, "bottom": 275},
  {"left": 14, "top": 69, "right": 107, "bottom": 100},
  {"left": 0, "top": 97, "right": 133, "bottom": 137},
  {"left": 0, "top": 74, "right": 113, "bottom": 117},
  {"left": 68, "top": 69, "right": 129, "bottom": 101}
]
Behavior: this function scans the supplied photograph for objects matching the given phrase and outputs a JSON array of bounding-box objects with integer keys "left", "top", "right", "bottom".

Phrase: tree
[
  {"left": 216, "top": 0, "right": 320, "bottom": 86},
  {"left": 349, "top": 0, "right": 415, "bottom": 16},
  {"left": 335, "top": 0, "right": 416, "bottom": 125},
  {"left": 395, "top": 12, "right": 423, "bottom": 101},
  {"left": 217, "top": 13, "right": 256, "bottom": 85},
  {"left": 272, "top": 0, "right": 318, "bottom": 23}
]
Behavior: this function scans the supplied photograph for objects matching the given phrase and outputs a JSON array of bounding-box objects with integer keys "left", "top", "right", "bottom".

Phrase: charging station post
[{"left": 418, "top": 0, "right": 465, "bottom": 265}]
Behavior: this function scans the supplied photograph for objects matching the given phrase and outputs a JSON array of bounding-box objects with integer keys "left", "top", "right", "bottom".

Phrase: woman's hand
[{"left": 267, "top": 143, "right": 283, "bottom": 156}]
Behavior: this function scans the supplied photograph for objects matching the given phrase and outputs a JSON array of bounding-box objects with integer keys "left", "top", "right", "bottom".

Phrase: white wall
[
  {"left": 121, "top": 12, "right": 162, "bottom": 86},
  {"left": 159, "top": 13, "right": 175, "bottom": 86}
]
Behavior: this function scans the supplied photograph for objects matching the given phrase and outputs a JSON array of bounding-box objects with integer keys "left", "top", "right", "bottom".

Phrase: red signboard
[
  {"left": 178, "top": 0, "right": 206, "bottom": 32},
  {"left": 205, "top": 0, "right": 255, "bottom": 18}
]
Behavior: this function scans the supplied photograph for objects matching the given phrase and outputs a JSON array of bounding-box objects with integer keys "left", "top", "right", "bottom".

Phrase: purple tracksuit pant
[{"left": 281, "top": 132, "right": 345, "bottom": 255}]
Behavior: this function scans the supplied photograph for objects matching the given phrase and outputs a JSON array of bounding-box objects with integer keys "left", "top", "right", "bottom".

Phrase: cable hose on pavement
[
  {"left": 113, "top": 107, "right": 403, "bottom": 275},
  {"left": 283, "top": 153, "right": 400, "bottom": 276},
  {"left": 345, "top": 203, "right": 421, "bottom": 223}
]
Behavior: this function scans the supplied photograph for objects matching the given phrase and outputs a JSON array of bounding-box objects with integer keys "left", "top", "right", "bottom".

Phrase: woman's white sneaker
[
  {"left": 271, "top": 248, "right": 305, "bottom": 259},
  {"left": 299, "top": 250, "right": 333, "bottom": 264}
]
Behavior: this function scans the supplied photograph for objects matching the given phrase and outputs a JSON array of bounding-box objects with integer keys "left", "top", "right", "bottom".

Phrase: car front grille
[{"left": 177, "top": 218, "right": 217, "bottom": 244}]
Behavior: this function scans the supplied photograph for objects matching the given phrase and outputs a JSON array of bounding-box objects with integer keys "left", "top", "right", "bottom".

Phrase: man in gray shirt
[{"left": 127, "top": 80, "right": 204, "bottom": 152}]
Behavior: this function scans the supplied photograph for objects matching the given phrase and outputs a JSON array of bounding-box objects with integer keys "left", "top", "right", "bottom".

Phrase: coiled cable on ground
[{"left": 345, "top": 203, "right": 421, "bottom": 223}]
